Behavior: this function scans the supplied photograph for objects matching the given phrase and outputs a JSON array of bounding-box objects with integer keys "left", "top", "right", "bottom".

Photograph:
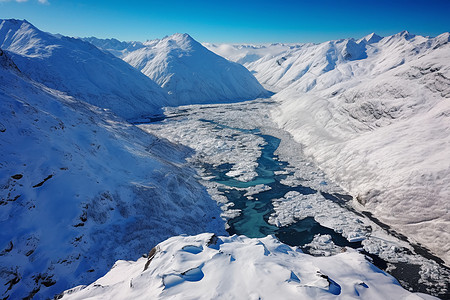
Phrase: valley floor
[{"left": 138, "top": 98, "right": 449, "bottom": 298}]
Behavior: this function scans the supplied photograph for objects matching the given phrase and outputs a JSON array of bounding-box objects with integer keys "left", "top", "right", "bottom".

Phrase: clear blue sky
[{"left": 1, "top": 0, "right": 449, "bottom": 43}]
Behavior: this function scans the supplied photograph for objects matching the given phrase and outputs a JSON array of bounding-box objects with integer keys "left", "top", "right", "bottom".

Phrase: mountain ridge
[
  {"left": 0, "top": 18, "right": 171, "bottom": 120},
  {"left": 123, "top": 32, "right": 270, "bottom": 105}
]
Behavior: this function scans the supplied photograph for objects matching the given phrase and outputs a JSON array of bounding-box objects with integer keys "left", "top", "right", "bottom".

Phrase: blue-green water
[{"left": 206, "top": 132, "right": 362, "bottom": 249}]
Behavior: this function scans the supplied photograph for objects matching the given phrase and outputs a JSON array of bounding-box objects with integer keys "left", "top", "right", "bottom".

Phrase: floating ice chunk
[
  {"left": 244, "top": 184, "right": 272, "bottom": 197},
  {"left": 304, "top": 234, "right": 346, "bottom": 257}
]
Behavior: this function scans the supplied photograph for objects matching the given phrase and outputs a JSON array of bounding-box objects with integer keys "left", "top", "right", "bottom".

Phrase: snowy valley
[
  {"left": 206, "top": 33, "right": 450, "bottom": 267},
  {"left": 0, "top": 18, "right": 449, "bottom": 299}
]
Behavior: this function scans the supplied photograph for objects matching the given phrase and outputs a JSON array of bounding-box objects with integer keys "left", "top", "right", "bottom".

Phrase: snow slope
[
  {"left": 123, "top": 33, "right": 269, "bottom": 106},
  {"left": 237, "top": 32, "right": 450, "bottom": 265},
  {"left": 0, "top": 19, "right": 171, "bottom": 120},
  {"left": 58, "top": 233, "right": 435, "bottom": 300},
  {"left": 0, "top": 49, "right": 225, "bottom": 299}
]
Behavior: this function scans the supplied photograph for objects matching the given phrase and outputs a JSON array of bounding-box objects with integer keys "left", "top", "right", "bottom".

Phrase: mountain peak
[
  {"left": 165, "top": 32, "right": 197, "bottom": 45},
  {"left": 171, "top": 32, "right": 193, "bottom": 40},
  {"left": 396, "top": 30, "right": 414, "bottom": 40},
  {"left": 2, "top": 18, "right": 29, "bottom": 24},
  {"left": 1, "top": 18, "right": 35, "bottom": 30},
  {"left": 151, "top": 32, "right": 202, "bottom": 52},
  {"left": 363, "top": 32, "right": 383, "bottom": 43}
]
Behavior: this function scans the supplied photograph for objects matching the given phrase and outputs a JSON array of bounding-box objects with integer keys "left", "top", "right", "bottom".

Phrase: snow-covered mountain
[
  {"left": 58, "top": 233, "right": 432, "bottom": 299},
  {"left": 0, "top": 19, "right": 171, "bottom": 120},
  {"left": 123, "top": 33, "right": 269, "bottom": 105},
  {"left": 222, "top": 32, "right": 450, "bottom": 265},
  {"left": 81, "top": 37, "right": 145, "bottom": 58},
  {"left": 0, "top": 48, "right": 225, "bottom": 299},
  {"left": 203, "top": 42, "right": 301, "bottom": 66}
]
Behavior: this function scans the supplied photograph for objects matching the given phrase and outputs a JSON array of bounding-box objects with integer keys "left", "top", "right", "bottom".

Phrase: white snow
[
  {"left": 59, "top": 233, "right": 434, "bottom": 300},
  {"left": 123, "top": 33, "right": 269, "bottom": 106}
]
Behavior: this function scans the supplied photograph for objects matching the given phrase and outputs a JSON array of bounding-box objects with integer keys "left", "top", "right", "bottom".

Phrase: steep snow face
[
  {"left": 124, "top": 33, "right": 268, "bottom": 106},
  {"left": 244, "top": 38, "right": 374, "bottom": 92},
  {"left": 81, "top": 37, "right": 145, "bottom": 58},
  {"left": 0, "top": 19, "right": 171, "bottom": 120},
  {"left": 239, "top": 33, "right": 450, "bottom": 265},
  {"left": 58, "top": 233, "right": 435, "bottom": 300},
  {"left": 0, "top": 50, "right": 225, "bottom": 299},
  {"left": 246, "top": 32, "right": 449, "bottom": 93}
]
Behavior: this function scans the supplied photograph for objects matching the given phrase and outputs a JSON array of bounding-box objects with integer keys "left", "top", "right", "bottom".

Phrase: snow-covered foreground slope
[
  {"left": 123, "top": 33, "right": 269, "bottom": 105},
  {"left": 0, "top": 19, "right": 171, "bottom": 120},
  {"left": 59, "top": 233, "right": 435, "bottom": 300},
  {"left": 235, "top": 32, "right": 450, "bottom": 265},
  {"left": 0, "top": 49, "right": 225, "bottom": 299}
]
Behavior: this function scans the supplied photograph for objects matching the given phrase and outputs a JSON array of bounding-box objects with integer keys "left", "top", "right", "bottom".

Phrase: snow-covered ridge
[
  {"left": 81, "top": 36, "right": 145, "bottom": 58},
  {"left": 0, "top": 19, "right": 171, "bottom": 120},
  {"left": 0, "top": 47, "right": 225, "bottom": 299},
  {"left": 224, "top": 32, "right": 450, "bottom": 265},
  {"left": 123, "top": 33, "right": 269, "bottom": 106},
  {"left": 203, "top": 42, "right": 305, "bottom": 65},
  {"left": 58, "top": 233, "right": 434, "bottom": 300}
]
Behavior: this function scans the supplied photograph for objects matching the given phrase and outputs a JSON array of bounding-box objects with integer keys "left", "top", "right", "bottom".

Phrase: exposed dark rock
[
  {"left": 32, "top": 175, "right": 53, "bottom": 188},
  {"left": 11, "top": 174, "right": 23, "bottom": 180},
  {"left": 143, "top": 246, "right": 159, "bottom": 271},
  {"left": 206, "top": 234, "right": 218, "bottom": 247}
]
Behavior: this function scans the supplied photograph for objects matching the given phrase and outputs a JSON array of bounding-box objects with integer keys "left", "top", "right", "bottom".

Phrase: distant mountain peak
[
  {"left": 1, "top": 18, "right": 36, "bottom": 29},
  {"left": 362, "top": 32, "right": 383, "bottom": 44},
  {"left": 162, "top": 33, "right": 199, "bottom": 47},
  {"left": 396, "top": 30, "right": 415, "bottom": 40},
  {"left": 3, "top": 18, "right": 28, "bottom": 24},
  {"left": 170, "top": 32, "right": 193, "bottom": 40},
  {"left": 1, "top": 18, "right": 33, "bottom": 31}
]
